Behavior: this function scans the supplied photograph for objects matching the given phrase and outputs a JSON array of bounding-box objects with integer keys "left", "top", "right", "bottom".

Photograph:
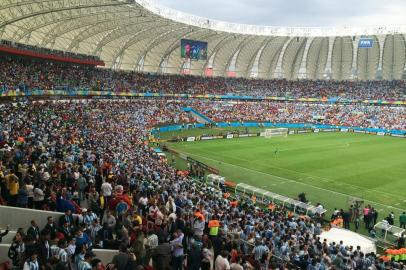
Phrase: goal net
[{"left": 264, "top": 128, "right": 288, "bottom": 138}]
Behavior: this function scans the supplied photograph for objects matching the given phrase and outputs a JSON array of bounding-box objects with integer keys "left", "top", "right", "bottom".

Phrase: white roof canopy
[{"left": 0, "top": 0, "right": 405, "bottom": 80}]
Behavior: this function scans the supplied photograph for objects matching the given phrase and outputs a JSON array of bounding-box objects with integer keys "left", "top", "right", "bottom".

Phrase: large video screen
[{"left": 181, "top": 39, "right": 208, "bottom": 60}]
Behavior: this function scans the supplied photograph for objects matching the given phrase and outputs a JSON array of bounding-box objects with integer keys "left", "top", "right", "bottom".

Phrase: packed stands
[
  {"left": 0, "top": 56, "right": 405, "bottom": 100},
  {"left": 190, "top": 101, "right": 406, "bottom": 131},
  {"left": 0, "top": 99, "right": 405, "bottom": 270},
  {"left": 0, "top": 46, "right": 405, "bottom": 270}
]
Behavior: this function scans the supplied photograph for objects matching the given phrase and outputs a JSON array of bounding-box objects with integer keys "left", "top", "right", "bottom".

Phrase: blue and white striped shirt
[
  {"left": 23, "top": 259, "right": 39, "bottom": 270},
  {"left": 253, "top": 244, "right": 269, "bottom": 261}
]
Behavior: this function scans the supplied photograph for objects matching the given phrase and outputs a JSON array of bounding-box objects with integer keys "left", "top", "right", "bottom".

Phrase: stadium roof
[{"left": 1, "top": 0, "right": 405, "bottom": 80}]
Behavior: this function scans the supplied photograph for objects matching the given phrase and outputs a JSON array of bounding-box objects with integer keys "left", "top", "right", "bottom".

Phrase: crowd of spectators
[
  {"left": 0, "top": 56, "right": 405, "bottom": 100},
  {"left": 0, "top": 40, "right": 101, "bottom": 62},
  {"left": 189, "top": 101, "right": 406, "bottom": 131},
  {"left": 0, "top": 99, "right": 405, "bottom": 270}
]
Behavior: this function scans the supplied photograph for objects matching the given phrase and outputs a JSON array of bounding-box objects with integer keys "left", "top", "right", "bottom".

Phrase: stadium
[{"left": 0, "top": 0, "right": 405, "bottom": 269}]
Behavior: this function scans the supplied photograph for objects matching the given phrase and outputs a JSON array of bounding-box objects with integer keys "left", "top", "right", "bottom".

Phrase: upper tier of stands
[
  {"left": 0, "top": 40, "right": 104, "bottom": 66},
  {"left": 0, "top": 55, "right": 405, "bottom": 101}
]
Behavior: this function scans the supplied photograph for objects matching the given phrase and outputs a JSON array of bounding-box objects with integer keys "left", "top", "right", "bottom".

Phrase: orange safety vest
[
  {"left": 380, "top": 255, "right": 391, "bottom": 262},
  {"left": 268, "top": 203, "right": 275, "bottom": 211},
  {"left": 230, "top": 201, "right": 238, "bottom": 208},
  {"left": 208, "top": 220, "right": 220, "bottom": 228},
  {"left": 208, "top": 219, "right": 220, "bottom": 236},
  {"left": 331, "top": 217, "right": 343, "bottom": 227},
  {"left": 194, "top": 211, "right": 205, "bottom": 221}
]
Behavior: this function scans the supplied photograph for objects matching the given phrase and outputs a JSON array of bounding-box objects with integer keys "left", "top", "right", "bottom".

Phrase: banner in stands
[{"left": 1, "top": 89, "right": 406, "bottom": 106}]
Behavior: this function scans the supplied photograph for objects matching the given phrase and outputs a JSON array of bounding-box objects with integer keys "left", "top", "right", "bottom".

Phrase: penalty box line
[
  {"left": 183, "top": 145, "right": 402, "bottom": 200},
  {"left": 179, "top": 150, "right": 406, "bottom": 212}
]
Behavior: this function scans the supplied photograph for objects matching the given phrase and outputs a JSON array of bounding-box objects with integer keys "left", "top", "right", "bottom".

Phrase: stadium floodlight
[{"left": 264, "top": 128, "right": 288, "bottom": 138}]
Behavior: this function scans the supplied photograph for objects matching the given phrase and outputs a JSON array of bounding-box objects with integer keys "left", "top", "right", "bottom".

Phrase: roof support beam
[
  {"left": 135, "top": 26, "right": 190, "bottom": 72},
  {"left": 244, "top": 38, "right": 269, "bottom": 78},
  {"left": 274, "top": 37, "right": 292, "bottom": 78},
  {"left": 114, "top": 26, "right": 190, "bottom": 70},
  {"left": 224, "top": 36, "right": 252, "bottom": 75},
  {"left": 37, "top": 10, "right": 137, "bottom": 47},
  {"left": 0, "top": 1, "right": 126, "bottom": 29},
  {"left": 158, "top": 28, "right": 209, "bottom": 70},
  {"left": 92, "top": 18, "right": 161, "bottom": 55},
  {"left": 202, "top": 35, "right": 234, "bottom": 75}
]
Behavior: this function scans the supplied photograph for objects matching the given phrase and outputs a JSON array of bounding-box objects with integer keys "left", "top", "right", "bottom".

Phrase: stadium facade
[{"left": 0, "top": 0, "right": 406, "bottom": 80}]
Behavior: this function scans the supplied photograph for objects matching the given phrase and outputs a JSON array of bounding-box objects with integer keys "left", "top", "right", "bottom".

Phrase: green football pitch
[{"left": 163, "top": 129, "right": 406, "bottom": 225}]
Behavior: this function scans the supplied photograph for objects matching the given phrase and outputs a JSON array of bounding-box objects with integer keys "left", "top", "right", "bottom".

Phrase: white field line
[
  {"left": 179, "top": 150, "right": 406, "bottom": 212},
  {"left": 186, "top": 146, "right": 403, "bottom": 200}
]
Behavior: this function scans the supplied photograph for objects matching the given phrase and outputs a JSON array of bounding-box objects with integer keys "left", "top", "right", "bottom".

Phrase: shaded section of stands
[{"left": 0, "top": 40, "right": 104, "bottom": 66}]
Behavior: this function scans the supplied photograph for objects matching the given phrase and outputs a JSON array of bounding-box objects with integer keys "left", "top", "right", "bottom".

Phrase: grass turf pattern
[{"left": 165, "top": 130, "right": 406, "bottom": 225}]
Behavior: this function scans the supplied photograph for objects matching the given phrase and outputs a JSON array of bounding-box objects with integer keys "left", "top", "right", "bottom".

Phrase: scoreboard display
[{"left": 181, "top": 39, "right": 208, "bottom": 60}]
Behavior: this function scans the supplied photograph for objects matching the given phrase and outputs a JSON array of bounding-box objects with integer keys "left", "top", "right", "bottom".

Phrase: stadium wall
[
  {"left": 153, "top": 122, "right": 406, "bottom": 137},
  {"left": 0, "top": 205, "right": 67, "bottom": 230},
  {"left": 0, "top": 206, "right": 118, "bottom": 264}
]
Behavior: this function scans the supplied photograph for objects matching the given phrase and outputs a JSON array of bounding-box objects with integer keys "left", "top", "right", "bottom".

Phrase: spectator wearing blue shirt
[
  {"left": 75, "top": 228, "right": 92, "bottom": 248},
  {"left": 116, "top": 200, "right": 128, "bottom": 216}
]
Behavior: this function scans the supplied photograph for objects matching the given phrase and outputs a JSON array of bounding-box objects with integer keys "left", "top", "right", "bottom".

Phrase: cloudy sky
[{"left": 152, "top": 0, "right": 406, "bottom": 27}]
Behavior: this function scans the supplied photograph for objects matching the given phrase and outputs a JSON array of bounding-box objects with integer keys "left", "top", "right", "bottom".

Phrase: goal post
[{"left": 263, "top": 128, "right": 288, "bottom": 138}]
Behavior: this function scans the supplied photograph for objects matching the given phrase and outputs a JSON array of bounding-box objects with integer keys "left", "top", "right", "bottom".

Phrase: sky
[{"left": 152, "top": 0, "right": 406, "bottom": 27}]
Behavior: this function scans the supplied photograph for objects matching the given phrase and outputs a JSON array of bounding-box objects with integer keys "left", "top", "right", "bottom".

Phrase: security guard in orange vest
[
  {"left": 208, "top": 215, "right": 220, "bottom": 237},
  {"left": 251, "top": 195, "right": 257, "bottom": 204}
]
